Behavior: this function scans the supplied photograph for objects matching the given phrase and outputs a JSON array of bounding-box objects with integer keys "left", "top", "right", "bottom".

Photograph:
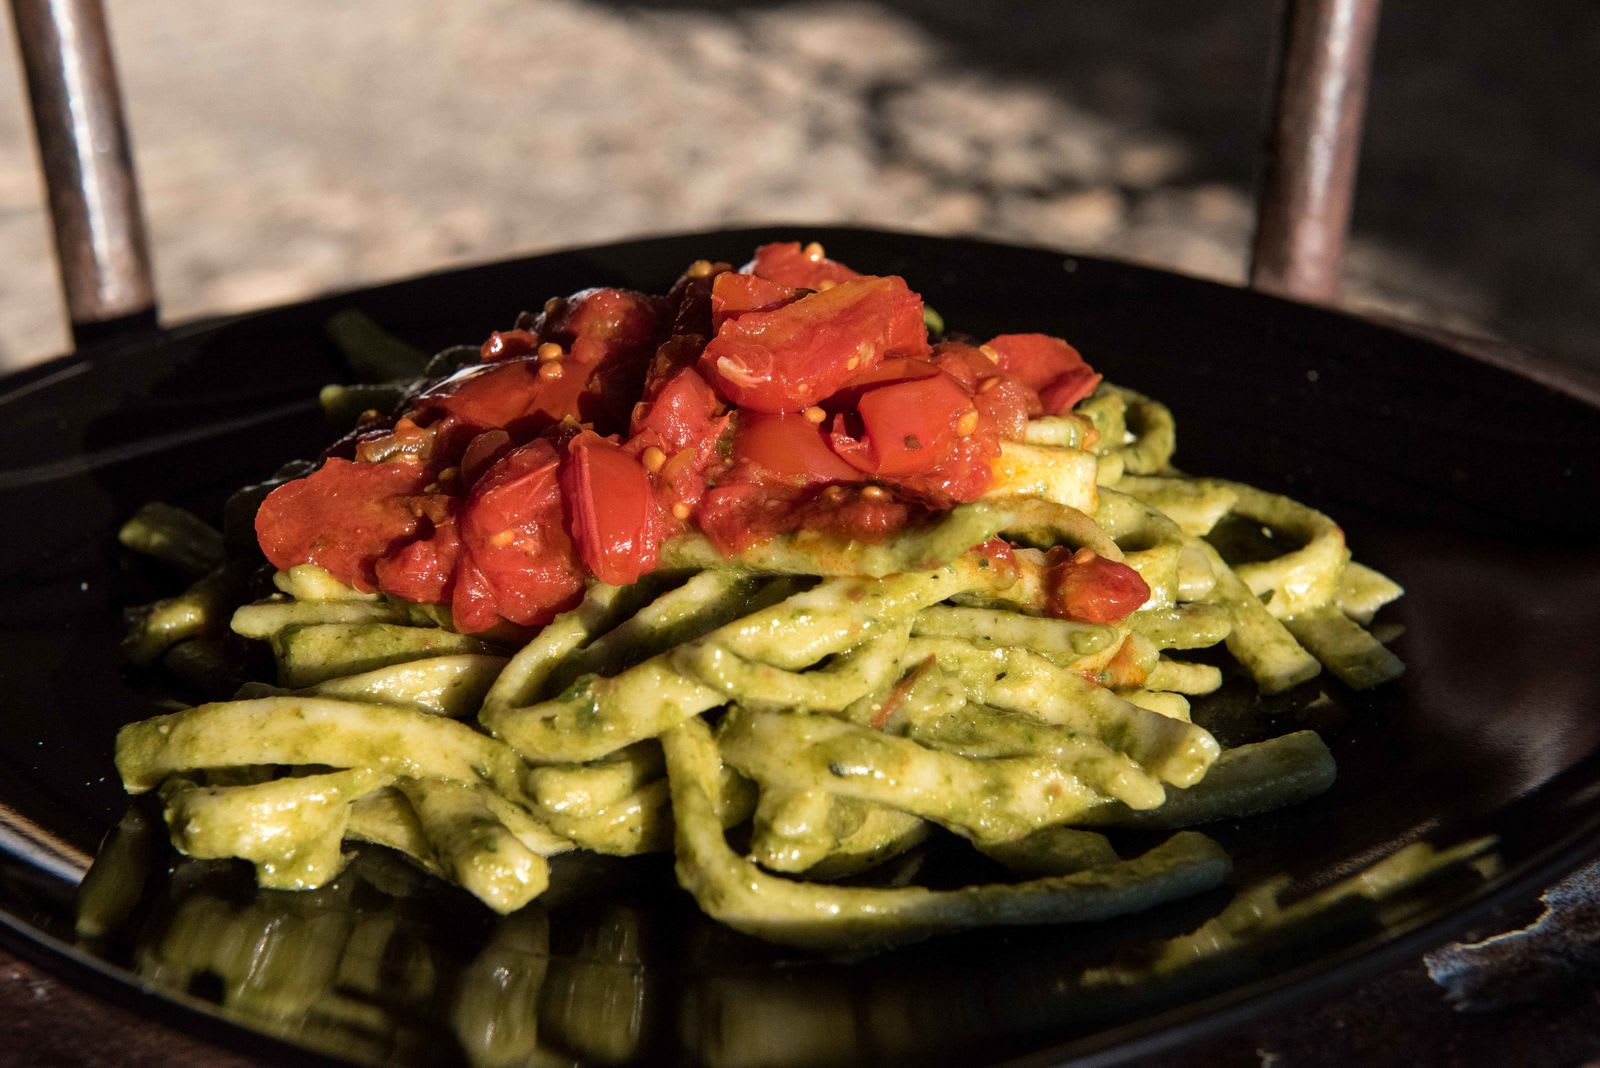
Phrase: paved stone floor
[{"left": 1, "top": 1, "right": 1596, "bottom": 371}]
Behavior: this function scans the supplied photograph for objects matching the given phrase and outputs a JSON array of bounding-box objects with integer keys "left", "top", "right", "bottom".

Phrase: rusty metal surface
[
  {"left": 9, "top": 0, "right": 155, "bottom": 335},
  {"left": 1250, "top": 0, "right": 1382, "bottom": 303}
]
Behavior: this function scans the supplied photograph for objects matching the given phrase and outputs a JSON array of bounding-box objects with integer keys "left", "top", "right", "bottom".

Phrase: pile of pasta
[{"left": 116, "top": 383, "right": 1403, "bottom": 951}]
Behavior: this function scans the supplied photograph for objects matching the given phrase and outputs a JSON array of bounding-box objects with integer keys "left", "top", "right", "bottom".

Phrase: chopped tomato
[
  {"left": 745, "top": 241, "right": 861, "bottom": 290},
  {"left": 559, "top": 431, "right": 663, "bottom": 586},
  {"left": 375, "top": 514, "right": 461, "bottom": 603},
  {"left": 412, "top": 359, "right": 578, "bottom": 441},
  {"left": 695, "top": 482, "right": 916, "bottom": 555},
  {"left": 793, "top": 491, "right": 915, "bottom": 541},
  {"left": 456, "top": 440, "right": 585, "bottom": 631},
  {"left": 652, "top": 413, "right": 732, "bottom": 518},
  {"left": 459, "top": 429, "right": 513, "bottom": 488},
  {"left": 663, "top": 262, "right": 730, "bottom": 338},
  {"left": 256, "top": 245, "right": 1114, "bottom": 620},
  {"left": 630, "top": 366, "right": 721, "bottom": 455},
  {"left": 1044, "top": 547, "right": 1150, "bottom": 623},
  {"left": 983, "top": 334, "right": 1102, "bottom": 415},
  {"left": 826, "top": 360, "right": 972, "bottom": 478},
  {"left": 732, "top": 412, "right": 861, "bottom": 485},
  {"left": 536, "top": 288, "right": 662, "bottom": 355},
  {"left": 480, "top": 329, "right": 539, "bottom": 362},
  {"left": 536, "top": 288, "right": 666, "bottom": 433},
  {"left": 699, "top": 276, "right": 929, "bottom": 413},
  {"left": 255, "top": 458, "right": 438, "bottom": 592},
  {"left": 641, "top": 334, "right": 709, "bottom": 400},
  {"left": 932, "top": 341, "right": 1038, "bottom": 438},
  {"left": 709, "top": 272, "right": 802, "bottom": 331}
]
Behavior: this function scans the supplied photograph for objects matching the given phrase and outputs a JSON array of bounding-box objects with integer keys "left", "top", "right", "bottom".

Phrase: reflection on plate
[
  {"left": 2, "top": 228, "right": 1599, "bottom": 1066},
  {"left": 73, "top": 805, "right": 1498, "bottom": 1067}
]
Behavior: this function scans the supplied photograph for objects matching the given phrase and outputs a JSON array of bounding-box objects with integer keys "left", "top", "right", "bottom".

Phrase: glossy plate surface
[{"left": 2, "top": 227, "right": 1598, "bottom": 1066}]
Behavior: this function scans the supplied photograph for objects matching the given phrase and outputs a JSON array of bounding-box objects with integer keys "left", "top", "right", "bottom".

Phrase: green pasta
[{"left": 110, "top": 257, "right": 1406, "bottom": 950}]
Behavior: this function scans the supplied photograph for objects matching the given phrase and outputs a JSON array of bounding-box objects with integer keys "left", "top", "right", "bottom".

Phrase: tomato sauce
[{"left": 254, "top": 244, "right": 1131, "bottom": 631}]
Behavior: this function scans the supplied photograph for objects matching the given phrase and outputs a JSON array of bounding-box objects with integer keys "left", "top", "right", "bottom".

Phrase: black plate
[{"left": 3, "top": 227, "right": 1599, "bottom": 1067}]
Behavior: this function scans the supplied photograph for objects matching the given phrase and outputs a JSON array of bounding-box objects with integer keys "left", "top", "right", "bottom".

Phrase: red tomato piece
[
  {"left": 536, "top": 288, "right": 667, "bottom": 434},
  {"left": 699, "top": 276, "right": 929, "bottom": 413},
  {"left": 932, "top": 341, "right": 1039, "bottom": 438},
  {"left": 709, "top": 272, "right": 802, "bottom": 331},
  {"left": 696, "top": 481, "right": 918, "bottom": 555},
  {"left": 652, "top": 412, "right": 732, "bottom": 518},
  {"left": 449, "top": 557, "right": 502, "bottom": 637},
  {"left": 255, "top": 458, "right": 437, "bottom": 593},
  {"left": 745, "top": 241, "right": 862, "bottom": 289},
  {"left": 827, "top": 360, "right": 972, "bottom": 477},
  {"left": 630, "top": 366, "right": 722, "bottom": 455},
  {"left": 413, "top": 359, "right": 580, "bottom": 440},
  {"left": 793, "top": 492, "right": 914, "bottom": 542},
  {"left": 459, "top": 429, "right": 513, "bottom": 488},
  {"left": 1044, "top": 547, "right": 1150, "bottom": 623},
  {"left": 695, "top": 482, "right": 795, "bottom": 556},
  {"left": 983, "top": 334, "right": 1102, "bottom": 415},
  {"left": 537, "top": 288, "right": 662, "bottom": 354},
  {"left": 457, "top": 440, "right": 585, "bottom": 631},
  {"left": 640, "top": 334, "right": 709, "bottom": 401},
  {"left": 559, "top": 431, "right": 663, "bottom": 586},
  {"left": 663, "top": 262, "right": 730, "bottom": 338},
  {"left": 480, "top": 329, "right": 539, "bottom": 362},
  {"left": 375, "top": 514, "right": 461, "bottom": 603},
  {"left": 732, "top": 412, "right": 861, "bottom": 485}
]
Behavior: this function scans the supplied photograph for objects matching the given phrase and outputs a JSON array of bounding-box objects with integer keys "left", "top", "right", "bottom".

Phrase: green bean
[{"left": 118, "top": 503, "right": 226, "bottom": 578}]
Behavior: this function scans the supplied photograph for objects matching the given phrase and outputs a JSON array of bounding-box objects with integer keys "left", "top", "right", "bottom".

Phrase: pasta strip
[
  {"left": 664, "top": 718, "right": 1231, "bottom": 951},
  {"left": 910, "top": 605, "right": 1117, "bottom": 665},
  {"left": 116, "top": 696, "right": 530, "bottom": 796},
  {"left": 1117, "top": 476, "right": 1239, "bottom": 537},
  {"left": 398, "top": 778, "right": 550, "bottom": 913},
  {"left": 273, "top": 623, "right": 496, "bottom": 688},
  {"left": 1205, "top": 480, "right": 1349, "bottom": 620},
  {"left": 1130, "top": 604, "right": 1233, "bottom": 651},
  {"left": 717, "top": 707, "right": 1161, "bottom": 841},
  {"left": 300, "top": 654, "right": 508, "bottom": 717},
  {"left": 982, "top": 648, "right": 1220, "bottom": 787},
  {"left": 1193, "top": 541, "right": 1321, "bottom": 694},
  {"left": 1338, "top": 561, "right": 1404, "bottom": 625},
  {"left": 673, "top": 629, "right": 909, "bottom": 712},
  {"left": 483, "top": 567, "right": 977, "bottom": 762},
  {"left": 159, "top": 769, "right": 380, "bottom": 889},
  {"left": 1081, "top": 730, "right": 1336, "bottom": 829},
  {"left": 899, "top": 702, "right": 1165, "bottom": 809},
  {"left": 1284, "top": 604, "right": 1406, "bottom": 690}
]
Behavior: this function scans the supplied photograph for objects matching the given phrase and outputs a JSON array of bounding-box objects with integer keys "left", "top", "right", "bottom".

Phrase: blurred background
[{"left": 1, "top": 0, "right": 1596, "bottom": 372}]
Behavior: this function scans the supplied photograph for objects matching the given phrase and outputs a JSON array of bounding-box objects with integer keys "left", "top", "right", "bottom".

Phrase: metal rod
[
  {"left": 1249, "top": 0, "right": 1382, "bottom": 303},
  {"left": 9, "top": 0, "right": 156, "bottom": 338}
]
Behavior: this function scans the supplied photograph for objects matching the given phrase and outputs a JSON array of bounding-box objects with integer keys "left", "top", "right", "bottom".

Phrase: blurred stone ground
[{"left": 0, "top": 0, "right": 1596, "bottom": 371}]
